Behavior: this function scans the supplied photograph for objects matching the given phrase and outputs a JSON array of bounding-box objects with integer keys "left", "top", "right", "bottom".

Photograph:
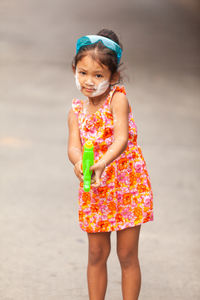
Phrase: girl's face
[{"left": 74, "top": 54, "right": 113, "bottom": 99}]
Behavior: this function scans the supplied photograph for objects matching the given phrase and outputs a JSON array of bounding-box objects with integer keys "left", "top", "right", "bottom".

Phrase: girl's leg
[
  {"left": 117, "top": 225, "right": 141, "bottom": 300},
  {"left": 87, "top": 231, "right": 111, "bottom": 300}
]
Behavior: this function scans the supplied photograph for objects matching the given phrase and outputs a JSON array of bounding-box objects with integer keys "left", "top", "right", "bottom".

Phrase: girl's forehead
[{"left": 77, "top": 54, "right": 108, "bottom": 71}]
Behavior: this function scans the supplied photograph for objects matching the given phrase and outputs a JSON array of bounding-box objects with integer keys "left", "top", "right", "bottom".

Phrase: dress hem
[{"left": 79, "top": 217, "right": 154, "bottom": 233}]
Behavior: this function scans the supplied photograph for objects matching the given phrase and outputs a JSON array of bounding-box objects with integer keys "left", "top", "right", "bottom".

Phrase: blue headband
[{"left": 76, "top": 35, "right": 122, "bottom": 64}]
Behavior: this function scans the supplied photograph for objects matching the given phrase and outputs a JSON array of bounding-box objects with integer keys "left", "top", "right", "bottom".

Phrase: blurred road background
[{"left": 0, "top": 0, "right": 200, "bottom": 299}]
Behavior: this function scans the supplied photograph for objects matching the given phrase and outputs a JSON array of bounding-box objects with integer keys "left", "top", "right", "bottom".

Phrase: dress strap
[
  {"left": 106, "top": 85, "right": 127, "bottom": 106},
  {"left": 72, "top": 98, "right": 83, "bottom": 117}
]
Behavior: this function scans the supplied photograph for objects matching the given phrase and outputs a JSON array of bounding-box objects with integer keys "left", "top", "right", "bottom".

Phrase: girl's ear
[{"left": 110, "top": 71, "right": 120, "bottom": 85}]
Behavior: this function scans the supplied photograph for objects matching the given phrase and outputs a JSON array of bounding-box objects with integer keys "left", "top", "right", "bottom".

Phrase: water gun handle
[
  {"left": 83, "top": 141, "right": 94, "bottom": 192},
  {"left": 83, "top": 160, "right": 92, "bottom": 192}
]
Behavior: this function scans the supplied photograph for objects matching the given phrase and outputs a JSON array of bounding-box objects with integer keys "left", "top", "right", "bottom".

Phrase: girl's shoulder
[
  {"left": 108, "top": 85, "right": 127, "bottom": 104},
  {"left": 110, "top": 85, "right": 131, "bottom": 113},
  {"left": 72, "top": 98, "right": 84, "bottom": 116},
  {"left": 114, "top": 85, "right": 126, "bottom": 96}
]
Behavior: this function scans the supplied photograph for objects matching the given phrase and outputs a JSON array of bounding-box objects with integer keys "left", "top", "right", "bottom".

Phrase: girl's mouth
[{"left": 85, "top": 87, "right": 95, "bottom": 92}]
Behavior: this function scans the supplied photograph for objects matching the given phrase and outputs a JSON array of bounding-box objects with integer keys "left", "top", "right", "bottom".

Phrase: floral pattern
[{"left": 72, "top": 85, "right": 153, "bottom": 232}]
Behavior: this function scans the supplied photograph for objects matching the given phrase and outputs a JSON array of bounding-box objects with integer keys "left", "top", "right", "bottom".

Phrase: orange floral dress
[{"left": 72, "top": 85, "right": 153, "bottom": 233}]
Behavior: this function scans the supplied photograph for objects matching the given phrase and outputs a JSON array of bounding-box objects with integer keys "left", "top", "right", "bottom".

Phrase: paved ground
[{"left": 0, "top": 0, "right": 200, "bottom": 299}]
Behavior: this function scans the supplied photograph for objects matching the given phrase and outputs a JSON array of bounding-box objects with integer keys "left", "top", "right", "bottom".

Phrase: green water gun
[{"left": 82, "top": 141, "right": 94, "bottom": 192}]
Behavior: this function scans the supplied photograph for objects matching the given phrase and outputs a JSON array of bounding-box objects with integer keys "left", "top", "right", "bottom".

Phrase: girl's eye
[
  {"left": 96, "top": 74, "right": 103, "bottom": 78},
  {"left": 79, "top": 71, "right": 86, "bottom": 75}
]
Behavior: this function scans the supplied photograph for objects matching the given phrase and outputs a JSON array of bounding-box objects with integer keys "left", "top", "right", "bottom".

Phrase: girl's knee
[
  {"left": 88, "top": 245, "right": 111, "bottom": 266},
  {"left": 117, "top": 248, "right": 139, "bottom": 269}
]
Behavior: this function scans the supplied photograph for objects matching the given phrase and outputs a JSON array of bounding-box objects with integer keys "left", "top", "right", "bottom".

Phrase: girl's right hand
[
  {"left": 74, "top": 160, "right": 83, "bottom": 182},
  {"left": 90, "top": 159, "right": 106, "bottom": 188}
]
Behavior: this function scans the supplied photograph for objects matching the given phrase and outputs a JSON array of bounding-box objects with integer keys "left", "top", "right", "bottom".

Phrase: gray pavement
[{"left": 0, "top": 0, "right": 200, "bottom": 299}]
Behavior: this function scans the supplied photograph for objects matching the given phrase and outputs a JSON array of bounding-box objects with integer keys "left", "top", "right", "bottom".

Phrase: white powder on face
[
  {"left": 75, "top": 71, "right": 81, "bottom": 91},
  {"left": 91, "top": 80, "right": 110, "bottom": 97}
]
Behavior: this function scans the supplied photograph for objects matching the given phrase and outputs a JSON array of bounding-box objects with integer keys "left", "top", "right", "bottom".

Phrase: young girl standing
[{"left": 68, "top": 29, "right": 153, "bottom": 300}]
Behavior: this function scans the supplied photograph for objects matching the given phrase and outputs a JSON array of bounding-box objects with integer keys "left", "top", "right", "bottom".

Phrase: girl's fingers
[
  {"left": 74, "top": 166, "right": 83, "bottom": 182},
  {"left": 91, "top": 176, "right": 96, "bottom": 184},
  {"left": 75, "top": 160, "right": 83, "bottom": 174},
  {"left": 91, "top": 173, "right": 101, "bottom": 187},
  {"left": 92, "top": 181, "right": 100, "bottom": 188},
  {"left": 78, "top": 173, "right": 83, "bottom": 182}
]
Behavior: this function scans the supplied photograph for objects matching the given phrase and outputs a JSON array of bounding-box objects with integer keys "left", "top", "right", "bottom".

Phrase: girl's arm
[
  {"left": 101, "top": 91, "right": 129, "bottom": 165},
  {"left": 67, "top": 108, "right": 82, "bottom": 165},
  {"left": 90, "top": 92, "right": 129, "bottom": 187}
]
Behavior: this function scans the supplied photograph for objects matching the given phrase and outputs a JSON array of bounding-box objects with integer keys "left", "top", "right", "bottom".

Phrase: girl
[{"left": 67, "top": 29, "right": 153, "bottom": 300}]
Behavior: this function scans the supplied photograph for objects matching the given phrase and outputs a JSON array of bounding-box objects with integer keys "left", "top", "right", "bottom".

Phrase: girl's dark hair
[{"left": 72, "top": 29, "right": 123, "bottom": 79}]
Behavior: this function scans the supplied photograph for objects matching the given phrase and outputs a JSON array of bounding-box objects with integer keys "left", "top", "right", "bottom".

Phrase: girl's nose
[{"left": 85, "top": 77, "right": 94, "bottom": 86}]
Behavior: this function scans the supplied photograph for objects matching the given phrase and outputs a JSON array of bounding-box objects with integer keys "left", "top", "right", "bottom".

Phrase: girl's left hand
[{"left": 90, "top": 159, "right": 106, "bottom": 188}]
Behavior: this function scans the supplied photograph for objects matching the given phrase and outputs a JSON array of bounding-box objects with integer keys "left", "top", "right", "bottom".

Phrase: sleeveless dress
[{"left": 72, "top": 85, "right": 153, "bottom": 233}]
